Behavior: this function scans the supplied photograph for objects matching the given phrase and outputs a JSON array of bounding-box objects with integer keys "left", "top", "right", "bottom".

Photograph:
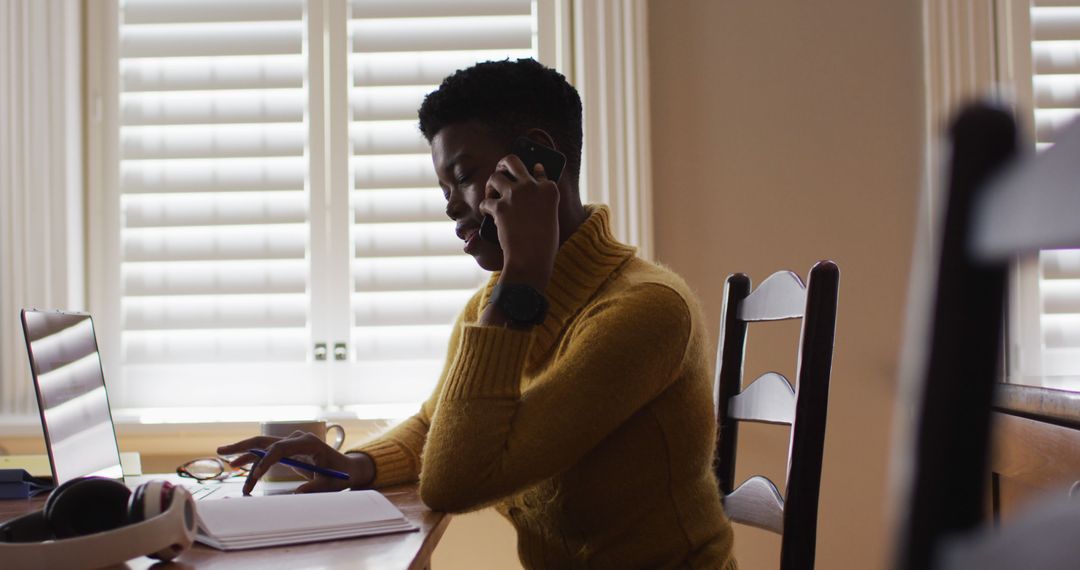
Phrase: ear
[{"left": 522, "top": 128, "right": 558, "bottom": 151}]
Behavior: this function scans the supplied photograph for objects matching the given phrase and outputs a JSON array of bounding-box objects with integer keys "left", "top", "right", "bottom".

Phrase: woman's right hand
[{"left": 217, "top": 431, "right": 375, "bottom": 495}]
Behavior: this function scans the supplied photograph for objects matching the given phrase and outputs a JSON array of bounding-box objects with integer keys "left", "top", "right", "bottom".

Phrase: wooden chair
[
  {"left": 714, "top": 261, "right": 840, "bottom": 570},
  {"left": 891, "top": 102, "right": 1017, "bottom": 570},
  {"left": 893, "top": 103, "right": 1080, "bottom": 569}
]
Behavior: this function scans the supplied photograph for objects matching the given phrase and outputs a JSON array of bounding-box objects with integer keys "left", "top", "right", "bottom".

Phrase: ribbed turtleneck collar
[{"left": 482, "top": 204, "right": 637, "bottom": 364}]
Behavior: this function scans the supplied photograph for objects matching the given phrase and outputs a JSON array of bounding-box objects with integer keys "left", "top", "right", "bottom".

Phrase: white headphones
[{"left": 0, "top": 477, "right": 196, "bottom": 570}]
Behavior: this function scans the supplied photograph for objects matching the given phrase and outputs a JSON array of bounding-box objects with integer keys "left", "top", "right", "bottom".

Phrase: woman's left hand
[{"left": 480, "top": 154, "right": 560, "bottom": 289}]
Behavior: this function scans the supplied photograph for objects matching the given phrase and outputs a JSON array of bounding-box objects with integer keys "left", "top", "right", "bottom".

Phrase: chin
[{"left": 474, "top": 251, "right": 504, "bottom": 273}]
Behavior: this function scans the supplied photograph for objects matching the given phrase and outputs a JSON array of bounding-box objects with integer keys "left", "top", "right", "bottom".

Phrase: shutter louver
[
  {"left": 1032, "top": 1, "right": 1080, "bottom": 378},
  {"left": 118, "top": 0, "right": 310, "bottom": 401},
  {"left": 347, "top": 0, "right": 535, "bottom": 399}
]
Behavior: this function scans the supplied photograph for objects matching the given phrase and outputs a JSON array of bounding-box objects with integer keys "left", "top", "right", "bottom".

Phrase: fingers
[
  {"left": 288, "top": 465, "right": 315, "bottom": 481},
  {"left": 498, "top": 154, "right": 530, "bottom": 181},
  {"left": 479, "top": 153, "right": 556, "bottom": 229},
  {"left": 487, "top": 152, "right": 556, "bottom": 200},
  {"left": 499, "top": 154, "right": 549, "bottom": 183},
  {"left": 481, "top": 172, "right": 513, "bottom": 219},
  {"left": 228, "top": 452, "right": 259, "bottom": 469},
  {"left": 217, "top": 435, "right": 280, "bottom": 456},
  {"left": 478, "top": 197, "right": 499, "bottom": 218},
  {"left": 485, "top": 169, "right": 512, "bottom": 200},
  {"left": 295, "top": 477, "right": 348, "bottom": 494},
  {"left": 242, "top": 433, "right": 324, "bottom": 495}
]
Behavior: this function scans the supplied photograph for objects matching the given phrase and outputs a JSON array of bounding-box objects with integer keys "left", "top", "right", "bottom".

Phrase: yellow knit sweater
[{"left": 354, "top": 205, "right": 736, "bottom": 569}]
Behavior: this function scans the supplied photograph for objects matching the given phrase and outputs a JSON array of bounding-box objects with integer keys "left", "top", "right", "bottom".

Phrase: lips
[
  {"left": 456, "top": 224, "right": 481, "bottom": 254},
  {"left": 455, "top": 224, "right": 479, "bottom": 242}
]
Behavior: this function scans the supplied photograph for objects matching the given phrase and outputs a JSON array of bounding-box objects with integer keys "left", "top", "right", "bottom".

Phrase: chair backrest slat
[
  {"left": 737, "top": 270, "right": 807, "bottom": 321},
  {"left": 728, "top": 372, "right": 796, "bottom": 425},
  {"left": 722, "top": 475, "right": 786, "bottom": 533}
]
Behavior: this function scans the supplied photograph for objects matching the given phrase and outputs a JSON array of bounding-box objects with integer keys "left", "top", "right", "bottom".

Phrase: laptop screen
[{"left": 21, "top": 310, "right": 123, "bottom": 484}]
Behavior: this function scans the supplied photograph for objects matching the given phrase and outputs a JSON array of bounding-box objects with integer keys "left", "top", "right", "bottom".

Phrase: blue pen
[{"left": 249, "top": 449, "right": 350, "bottom": 481}]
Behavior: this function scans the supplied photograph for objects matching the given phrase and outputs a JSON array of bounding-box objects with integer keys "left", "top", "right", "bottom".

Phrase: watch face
[
  {"left": 495, "top": 284, "right": 547, "bottom": 325},
  {"left": 506, "top": 287, "right": 539, "bottom": 321}
]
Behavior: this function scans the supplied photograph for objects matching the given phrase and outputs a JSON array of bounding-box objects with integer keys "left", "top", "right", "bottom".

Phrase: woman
[{"left": 219, "top": 58, "right": 736, "bottom": 570}]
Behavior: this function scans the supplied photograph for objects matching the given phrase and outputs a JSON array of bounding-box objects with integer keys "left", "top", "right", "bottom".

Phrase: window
[
  {"left": 88, "top": 0, "right": 545, "bottom": 414},
  {"left": 922, "top": 0, "right": 1080, "bottom": 388},
  {"left": 1003, "top": 0, "right": 1080, "bottom": 388}
]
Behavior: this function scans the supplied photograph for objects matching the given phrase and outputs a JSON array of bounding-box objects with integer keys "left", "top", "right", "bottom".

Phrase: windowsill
[
  {"left": 0, "top": 405, "right": 414, "bottom": 471},
  {"left": 1003, "top": 375, "right": 1080, "bottom": 393},
  {"left": 0, "top": 404, "right": 418, "bottom": 438},
  {"left": 113, "top": 403, "right": 419, "bottom": 424}
]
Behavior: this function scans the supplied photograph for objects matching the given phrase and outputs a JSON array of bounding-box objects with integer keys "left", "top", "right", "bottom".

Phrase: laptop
[{"left": 20, "top": 309, "right": 297, "bottom": 499}]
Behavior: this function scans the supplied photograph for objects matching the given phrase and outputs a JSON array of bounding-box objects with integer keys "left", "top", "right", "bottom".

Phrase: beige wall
[{"left": 649, "top": 1, "right": 924, "bottom": 569}]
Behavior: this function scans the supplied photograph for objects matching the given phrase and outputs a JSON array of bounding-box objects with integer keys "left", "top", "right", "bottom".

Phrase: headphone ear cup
[
  {"left": 128, "top": 480, "right": 171, "bottom": 523},
  {"left": 128, "top": 481, "right": 190, "bottom": 562},
  {"left": 45, "top": 477, "right": 132, "bottom": 539}
]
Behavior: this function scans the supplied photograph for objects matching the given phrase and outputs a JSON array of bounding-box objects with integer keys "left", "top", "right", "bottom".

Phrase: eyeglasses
[{"left": 176, "top": 457, "right": 250, "bottom": 482}]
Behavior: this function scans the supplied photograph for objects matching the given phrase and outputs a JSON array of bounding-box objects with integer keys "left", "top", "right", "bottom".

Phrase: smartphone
[{"left": 479, "top": 136, "right": 567, "bottom": 245}]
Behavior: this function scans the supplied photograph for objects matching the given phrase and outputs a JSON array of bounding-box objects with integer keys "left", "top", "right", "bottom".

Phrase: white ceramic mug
[{"left": 258, "top": 420, "right": 346, "bottom": 481}]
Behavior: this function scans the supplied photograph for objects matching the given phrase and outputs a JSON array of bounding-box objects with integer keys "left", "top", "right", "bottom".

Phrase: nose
[{"left": 445, "top": 189, "right": 469, "bottom": 221}]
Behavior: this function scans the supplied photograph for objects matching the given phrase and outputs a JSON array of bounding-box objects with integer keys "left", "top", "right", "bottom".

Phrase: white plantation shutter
[
  {"left": 91, "top": 0, "right": 546, "bottom": 411},
  {"left": 116, "top": 0, "right": 315, "bottom": 406},
  {"left": 1021, "top": 0, "right": 1080, "bottom": 381},
  {"left": 342, "top": 0, "right": 537, "bottom": 404}
]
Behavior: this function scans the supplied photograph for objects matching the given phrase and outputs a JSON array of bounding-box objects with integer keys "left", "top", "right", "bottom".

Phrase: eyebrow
[
  {"left": 436, "top": 153, "right": 472, "bottom": 187},
  {"left": 443, "top": 152, "right": 471, "bottom": 173}
]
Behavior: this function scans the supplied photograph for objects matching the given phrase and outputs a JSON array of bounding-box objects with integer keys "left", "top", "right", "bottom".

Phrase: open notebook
[{"left": 195, "top": 490, "right": 417, "bottom": 550}]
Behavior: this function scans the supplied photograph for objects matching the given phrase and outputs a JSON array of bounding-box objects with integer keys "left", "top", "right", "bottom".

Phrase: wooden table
[
  {"left": 991, "top": 383, "right": 1080, "bottom": 522},
  {"left": 0, "top": 484, "right": 450, "bottom": 570}
]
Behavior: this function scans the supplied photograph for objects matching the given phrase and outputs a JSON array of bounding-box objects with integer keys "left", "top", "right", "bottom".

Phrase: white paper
[{"left": 195, "top": 490, "right": 416, "bottom": 550}]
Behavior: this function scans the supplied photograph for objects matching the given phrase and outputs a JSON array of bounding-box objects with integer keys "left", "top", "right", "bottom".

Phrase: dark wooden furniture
[
  {"left": 893, "top": 99, "right": 1080, "bottom": 569},
  {"left": 0, "top": 483, "right": 449, "bottom": 570},
  {"left": 714, "top": 261, "right": 840, "bottom": 570},
  {"left": 892, "top": 103, "right": 1018, "bottom": 570},
  {"left": 991, "top": 384, "right": 1080, "bottom": 522}
]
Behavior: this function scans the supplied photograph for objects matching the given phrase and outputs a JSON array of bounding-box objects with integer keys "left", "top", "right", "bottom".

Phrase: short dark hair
[{"left": 418, "top": 58, "right": 583, "bottom": 181}]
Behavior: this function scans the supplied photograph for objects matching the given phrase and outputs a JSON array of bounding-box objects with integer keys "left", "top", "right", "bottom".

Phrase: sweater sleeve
[
  {"left": 419, "top": 282, "right": 692, "bottom": 512},
  {"left": 349, "top": 292, "right": 480, "bottom": 488}
]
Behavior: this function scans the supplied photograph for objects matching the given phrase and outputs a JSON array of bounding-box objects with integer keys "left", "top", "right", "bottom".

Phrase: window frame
[
  {"left": 992, "top": 0, "right": 1042, "bottom": 381},
  {"left": 86, "top": 0, "right": 124, "bottom": 402}
]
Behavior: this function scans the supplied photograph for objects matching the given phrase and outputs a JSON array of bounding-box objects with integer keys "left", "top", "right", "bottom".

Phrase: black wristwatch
[{"left": 489, "top": 283, "right": 548, "bottom": 327}]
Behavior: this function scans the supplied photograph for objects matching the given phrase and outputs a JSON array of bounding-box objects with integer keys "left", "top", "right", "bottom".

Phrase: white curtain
[{"left": 0, "top": 0, "right": 84, "bottom": 415}]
